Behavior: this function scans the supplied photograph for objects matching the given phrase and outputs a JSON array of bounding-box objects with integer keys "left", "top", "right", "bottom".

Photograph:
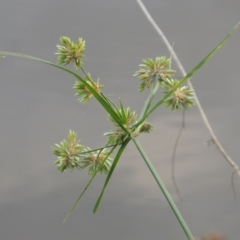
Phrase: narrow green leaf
[
  {"left": 63, "top": 170, "right": 98, "bottom": 223},
  {"left": 93, "top": 137, "right": 131, "bottom": 213},
  {"left": 100, "top": 93, "right": 118, "bottom": 111},
  {"left": 0, "top": 51, "right": 127, "bottom": 132},
  {"left": 138, "top": 76, "right": 160, "bottom": 121},
  {"left": 63, "top": 143, "right": 118, "bottom": 222},
  {"left": 136, "top": 21, "right": 240, "bottom": 126},
  {"left": 119, "top": 100, "right": 127, "bottom": 123},
  {"left": 131, "top": 137, "right": 194, "bottom": 240}
]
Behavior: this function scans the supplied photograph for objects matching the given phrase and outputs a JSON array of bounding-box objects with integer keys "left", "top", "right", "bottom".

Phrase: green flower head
[
  {"left": 108, "top": 107, "right": 137, "bottom": 128},
  {"left": 134, "top": 57, "right": 175, "bottom": 92},
  {"left": 139, "top": 122, "right": 153, "bottom": 133},
  {"left": 81, "top": 148, "right": 113, "bottom": 175},
  {"left": 52, "top": 130, "right": 84, "bottom": 172},
  {"left": 56, "top": 36, "right": 85, "bottom": 69},
  {"left": 164, "top": 85, "right": 195, "bottom": 111},
  {"left": 104, "top": 128, "right": 128, "bottom": 145},
  {"left": 74, "top": 74, "right": 103, "bottom": 104}
]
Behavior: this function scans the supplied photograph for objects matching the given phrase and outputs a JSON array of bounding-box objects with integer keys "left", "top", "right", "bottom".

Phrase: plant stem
[
  {"left": 138, "top": 76, "right": 160, "bottom": 121},
  {"left": 132, "top": 137, "right": 194, "bottom": 240},
  {"left": 135, "top": 0, "right": 240, "bottom": 177}
]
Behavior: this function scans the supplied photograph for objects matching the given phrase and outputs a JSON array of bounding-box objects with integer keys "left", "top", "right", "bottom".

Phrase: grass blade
[
  {"left": 63, "top": 143, "right": 118, "bottom": 222},
  {"left": 138, "top": 77, "right": 160, "bottom": 121},
  {"left": 119, "top": 100, "right": 127, "bottom": 123},
  {"left": 93, "top": 137, "right": 131, "bottom": 213},
  {"left": 63, "top": 170, "right": 98, "bottom": 223},
  {"left": 131, "top": 136, "right": 194, "bottom": 240},
  {"left": 0, "top": 51, "right": 128, "bottom": 131},
  {"left": 137, "top": 21, "right": 240, "bottom": 126}
]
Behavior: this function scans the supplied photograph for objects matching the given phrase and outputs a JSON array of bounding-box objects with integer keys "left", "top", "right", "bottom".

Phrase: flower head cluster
[
  {"left": 52, "top": 130, "right": 84, "bottom": 172},
  {"left": 74, "top": 74, "right": 103, "bottom": 104},
  {"left": 81, "top": 148, "right": 112, "bottom": 175},
  {"left": 134, "top": 57, "right": 175, "bottom": 92},
  {"left": 104, "top": 129, "right": 127, "bottom": 145},
  {"left": 56, "top": 36, "right": 85, "bottom": 69},
  {"left": 162, "top": 78, "right": 194, "bottom": 111},
  {"left": 109, "top": 107, "right": 137, "bottom": 128},
  {"left": 105, "top": 107, "right": 137, "bottom": 144},
  {"left": 139, "top": 122, "right": 153, "bottom": 133},
  {"left": 130, "top": 121, "right": 154, "bottom": 137},
  {"left": 134, "top": 57, "right": 194, "bottom": 111},
  {"left": 53, "top": 131, "right": 113, "bottom": 175}
]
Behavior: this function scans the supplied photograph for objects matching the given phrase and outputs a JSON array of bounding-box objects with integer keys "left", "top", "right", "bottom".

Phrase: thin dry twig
[{"left": 136, "top": 0, "right": 240, "bottom": 181}]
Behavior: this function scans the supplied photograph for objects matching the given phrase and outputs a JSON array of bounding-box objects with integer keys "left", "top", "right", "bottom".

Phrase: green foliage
[
  {"left": 1, "top": 22, "right": 239, "bottom": 239},
  {"left": 134, "top": 58, "right": 195, "bottom": 111},
  {"left": 52, "top": 130, "right": 113, "bottom": 175}
]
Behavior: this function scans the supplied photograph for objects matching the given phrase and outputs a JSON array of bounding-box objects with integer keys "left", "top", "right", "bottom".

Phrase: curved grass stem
[
  {"left": 132, "top": 137, "right": 195, "bottom": 240},
  {"left": 135, "top": 0, "right": 240, "bottom": 178}
]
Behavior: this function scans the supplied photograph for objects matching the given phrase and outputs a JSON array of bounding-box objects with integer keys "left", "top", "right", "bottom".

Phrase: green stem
[
  {"left": 138, "top": 77, "right": 160, "bottom": 121},
  {"left": 80, "top": 66, "right": 92, "bottom": 82},
  {"left": 134, "top": 21, "right": 240, "bottom": 128},
  {"left": 80, "top": 143, "right": 122, "bottom": 154},
  {"left": 132, "top": 137, "right": 194, "bottom": 240}
]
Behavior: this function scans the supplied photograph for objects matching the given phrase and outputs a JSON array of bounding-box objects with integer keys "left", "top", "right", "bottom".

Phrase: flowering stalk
[
  {"left": 52, "top": 130, "right": 113, "bottom": 176},
  {"left": 132, "top": 137, "right": 195, "bottom": 240},
  {"left": 0, "top": 23, "right": 239, "bottom": 239}
]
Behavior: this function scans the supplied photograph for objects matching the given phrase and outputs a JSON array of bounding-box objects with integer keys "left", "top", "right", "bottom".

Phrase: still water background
[{"left": 0, "top": 1, "right": 240, "bottom": 239}]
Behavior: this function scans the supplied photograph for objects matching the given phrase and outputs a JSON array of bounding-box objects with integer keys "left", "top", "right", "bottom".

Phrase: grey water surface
[{"left": 0, "top": 1, "right": 240, "bottom": 240}]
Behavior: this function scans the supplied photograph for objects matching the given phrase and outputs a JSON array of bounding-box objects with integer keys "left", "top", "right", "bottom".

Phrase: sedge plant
[{"left": 1, "top": 23, "right": 240, "bottom": 240}]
